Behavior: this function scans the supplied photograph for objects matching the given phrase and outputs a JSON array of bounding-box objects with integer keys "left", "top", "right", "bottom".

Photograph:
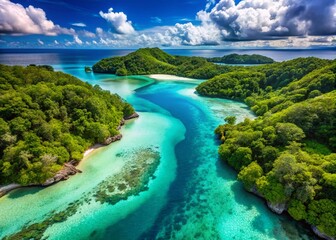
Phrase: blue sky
[
  {"left": 11, "top": 0, "right": 207, "bottom": 30},
  {"left": 0, "top": 0, "right": 335, "bottom": 48}
]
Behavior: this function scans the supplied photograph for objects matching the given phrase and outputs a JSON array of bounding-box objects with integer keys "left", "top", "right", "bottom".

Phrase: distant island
[
  {"left": 92, "top": 48, "right": 274, "bottom": 79},
  {"left": 93, "top": 47, "right": 243, "bottom": 79},
  {"left": 207, "top": 53, "right": 275, "bottom": 64},
  {"left": 84, "top": 66, "right": 92, "bottom": 73},
  {"left": 0, "top": 64, "right": 136, "bottom": 187}
]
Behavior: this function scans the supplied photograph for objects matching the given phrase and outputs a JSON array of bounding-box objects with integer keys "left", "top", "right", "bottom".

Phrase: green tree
[
  {"left": 238, "top": 161, "right": 263, "bottom": 190},
  {"left": 275, "top": 123, "right": 305, "bottom": 145},
  {"left": 225, "top": 116, "right": 237, "bottom": 125}
]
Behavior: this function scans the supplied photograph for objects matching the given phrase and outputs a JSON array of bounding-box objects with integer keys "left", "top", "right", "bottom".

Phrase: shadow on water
[
  {"left": 215, "top": 157, "right": 238, "bottom": 181},
  {"left": 279, "top": 215, "right": 318, "bottom": 240},
  {"left": 251, "top": 213, "right": 268, "bottom": 234},
  {"left": 7, "top": 187, "right": 44, "bottom": 199},
  {"left": 229, "top": 181, "right": 255, "bottom": 211}
]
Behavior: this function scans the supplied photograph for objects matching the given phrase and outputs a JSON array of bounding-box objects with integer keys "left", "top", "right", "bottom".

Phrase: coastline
[
  {"left": 248, "top": 187, "right": 335, "bottom": 240},
  {"left": 0, "top": 144, "right": 105, "bottom": 198},
  {"left": 0, "top": 114, "right": 139, "bottom": 199},
  {"left": 148, "top": 74, "right": 197, "bottom": 81},
  {"left": 84, "top": 144, "right": 105, "bottom": 157},
  {"left": 0, "top": 184, "right": 22, "bottom": 198}
]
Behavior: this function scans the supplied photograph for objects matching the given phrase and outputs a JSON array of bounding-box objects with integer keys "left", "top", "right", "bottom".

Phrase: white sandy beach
[
  {"left": 83, "top": 144, "right": 104, "bottom": 157},
  {"left": 148, "top": 74, "right": 196, "bottom": 81}
]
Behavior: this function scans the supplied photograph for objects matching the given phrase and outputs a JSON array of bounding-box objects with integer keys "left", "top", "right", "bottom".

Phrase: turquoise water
[{"left": 0, "top": 51, "right": 316, "bottom": 239}]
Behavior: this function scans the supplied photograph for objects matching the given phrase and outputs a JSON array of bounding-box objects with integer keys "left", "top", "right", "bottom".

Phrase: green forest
[
  {"left": 207, "top": 53, "right": 275, "bottom": 64},
  {"left": 92, "top": 48, "right": 276, "bottom": 79},
  {"left": 197, "top": 58, "right": 336, "bottom": 237},
  {"left": 0, "top": 65, "right": 134, "bottom": 185},
  {"left": 92, "top": 47, "right": 242, "bottom": 79},
  {"left": 93, "top": 48, "right": 336, "bottom": 237},
  {"left": 1, "top": 48, "right": 335, "bottom": 238}
]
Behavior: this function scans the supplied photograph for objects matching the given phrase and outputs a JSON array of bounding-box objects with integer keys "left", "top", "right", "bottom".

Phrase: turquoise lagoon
[{"left": 0, "top": 51, "right": 317, "bottom": 239}]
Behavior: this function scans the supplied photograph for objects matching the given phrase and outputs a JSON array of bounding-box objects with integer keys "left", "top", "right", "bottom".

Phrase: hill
[
  {"left": 92, "top": 48, "right": 240, "bottom": 79},
  {"left": 0, "top": 65, "right": 135, "bottom": 185},
  {"left": 196, "top": 57, "right": 331, "bottom": 114},
  {"left": 207, "top": 53, "right": 275, "bottom": 64}
]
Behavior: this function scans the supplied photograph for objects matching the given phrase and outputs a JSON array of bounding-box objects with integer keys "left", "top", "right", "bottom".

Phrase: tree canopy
[
  {"left": 198, "top": 58, "right": 336, "bottom": 238},
  {"left": 207, "top": 53, "right": 275, "bottom": 64},
  {"left": 0, "top": 64, "right": 134, "bottom": 185},
  {"left": 92, "top": 48, "right": 243, "bottom": 79}
]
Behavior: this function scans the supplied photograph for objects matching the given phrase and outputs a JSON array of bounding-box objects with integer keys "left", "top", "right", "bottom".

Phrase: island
[
  {"left": 92, "top": 47, "right": 240, "bottom": 79},
  {"left": 1, "top": 48, "right": 335, "bottom": 240},
  {"left": 207, "top": 53, "right": 275, "bottom": 64},
  {"left": 197, "top": 57, "right": 336, "bottom": 239},
  {"left": 0, "top": 64, "right": 136, "bottom": 189},
  {"left": 92, "top": 48, "right": 335, "bottom": 239},
  {"left": 84, "top": 66, "right": 92, "bottom": 73}
]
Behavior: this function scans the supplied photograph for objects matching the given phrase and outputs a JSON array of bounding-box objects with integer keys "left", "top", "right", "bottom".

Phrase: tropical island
[
  {"left": 92, "top": 48, "right": 275, "bottom": 79},
  {"left": 197, "top": 58, "right": 336, "bottom": 238},
  {"left": 0, "top": 64, "right": 136, "bottom": 187},
  {"left": 207, "top": 53, "right": 275, "bottom": 64},
  {"left": 92, "top": 47, "right": 242, "bottom": 79},
  {"left": 0, "top": 48, "right": 334, "bottom": 239},
  {"left": 91, "top": 48, "right": 335, "bottom": 239}
]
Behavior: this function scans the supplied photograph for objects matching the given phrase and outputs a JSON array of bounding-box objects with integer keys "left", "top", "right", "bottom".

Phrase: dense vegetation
[
  {"left": 92, "top": 48, "right": 240, "bottom": 79},
  {"left": 94, "top": 48, "right": 336, "bottom": 237},
  {"left": 197, "top": 58, "right": 336, "bottom": 237},
  {"left": 0, "top": 65, "right": 134, "bottom": 185},
  {"left": 207, "top": 53, "right": 275, "bottom": 64}
]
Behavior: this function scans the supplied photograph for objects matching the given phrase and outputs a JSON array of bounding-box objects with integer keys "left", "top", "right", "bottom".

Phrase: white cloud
[
  {"left": 0, "top": 0, "right": 74, "bottom": 35},
  {"left": 72, "top": 22, "right": 86, "bottom": 27},
  {"left": 37, "top": 39, "right": 44, "bottom": 45},
  {"left": 1, "top": 0, "right": 335, "bottom": 48},
  {"left": 205, "top": 0, "right": 216, "bottom": 11},
  {"left": 99, "top": 8, "right": 135, "bottom": 34},
  {"left": 202, "top": 0, "right": 336, "bottom": 40},
  {"left": 78, "top": 30, "right": 96, "bottom": 38},
  {"left": 96, "top": 27, "right": 104, "bottom": 37},
  {"left": 168, "top": 22, "right": 221, "bottom": 45},
  {"left": 74, "top": 35, "right": 83, "bottom": 45}
]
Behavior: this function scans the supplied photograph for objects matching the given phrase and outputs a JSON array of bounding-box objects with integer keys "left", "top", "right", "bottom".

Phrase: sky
[{"left": 0, "top": 0, "right": 336, "bottom": 48}]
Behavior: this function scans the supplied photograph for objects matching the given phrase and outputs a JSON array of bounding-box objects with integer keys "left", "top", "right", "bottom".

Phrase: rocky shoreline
[
  {"left": 249, "top": 187, "right": 334, "bottom": 240},
  {"left": 0, "top": 113, "right": 140, "bottom": 198},
  {"left": 0, "top": 184, "right": 22, "bottom": 198},
  {"left": 42, "top": 161, "right": 83, "bottom": 186}
]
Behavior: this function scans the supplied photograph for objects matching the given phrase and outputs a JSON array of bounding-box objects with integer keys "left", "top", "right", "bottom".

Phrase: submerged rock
[
  {"left": 267, "top": 201, "right": 286, "bottom": 214},
  {"left": 94, "top": 147, "right": 160, "bottom": 205}
]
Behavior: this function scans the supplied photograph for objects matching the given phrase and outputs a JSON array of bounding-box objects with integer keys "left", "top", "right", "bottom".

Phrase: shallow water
[{"left": 0, "top": 50, "right": 318, "bottom": 239}]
